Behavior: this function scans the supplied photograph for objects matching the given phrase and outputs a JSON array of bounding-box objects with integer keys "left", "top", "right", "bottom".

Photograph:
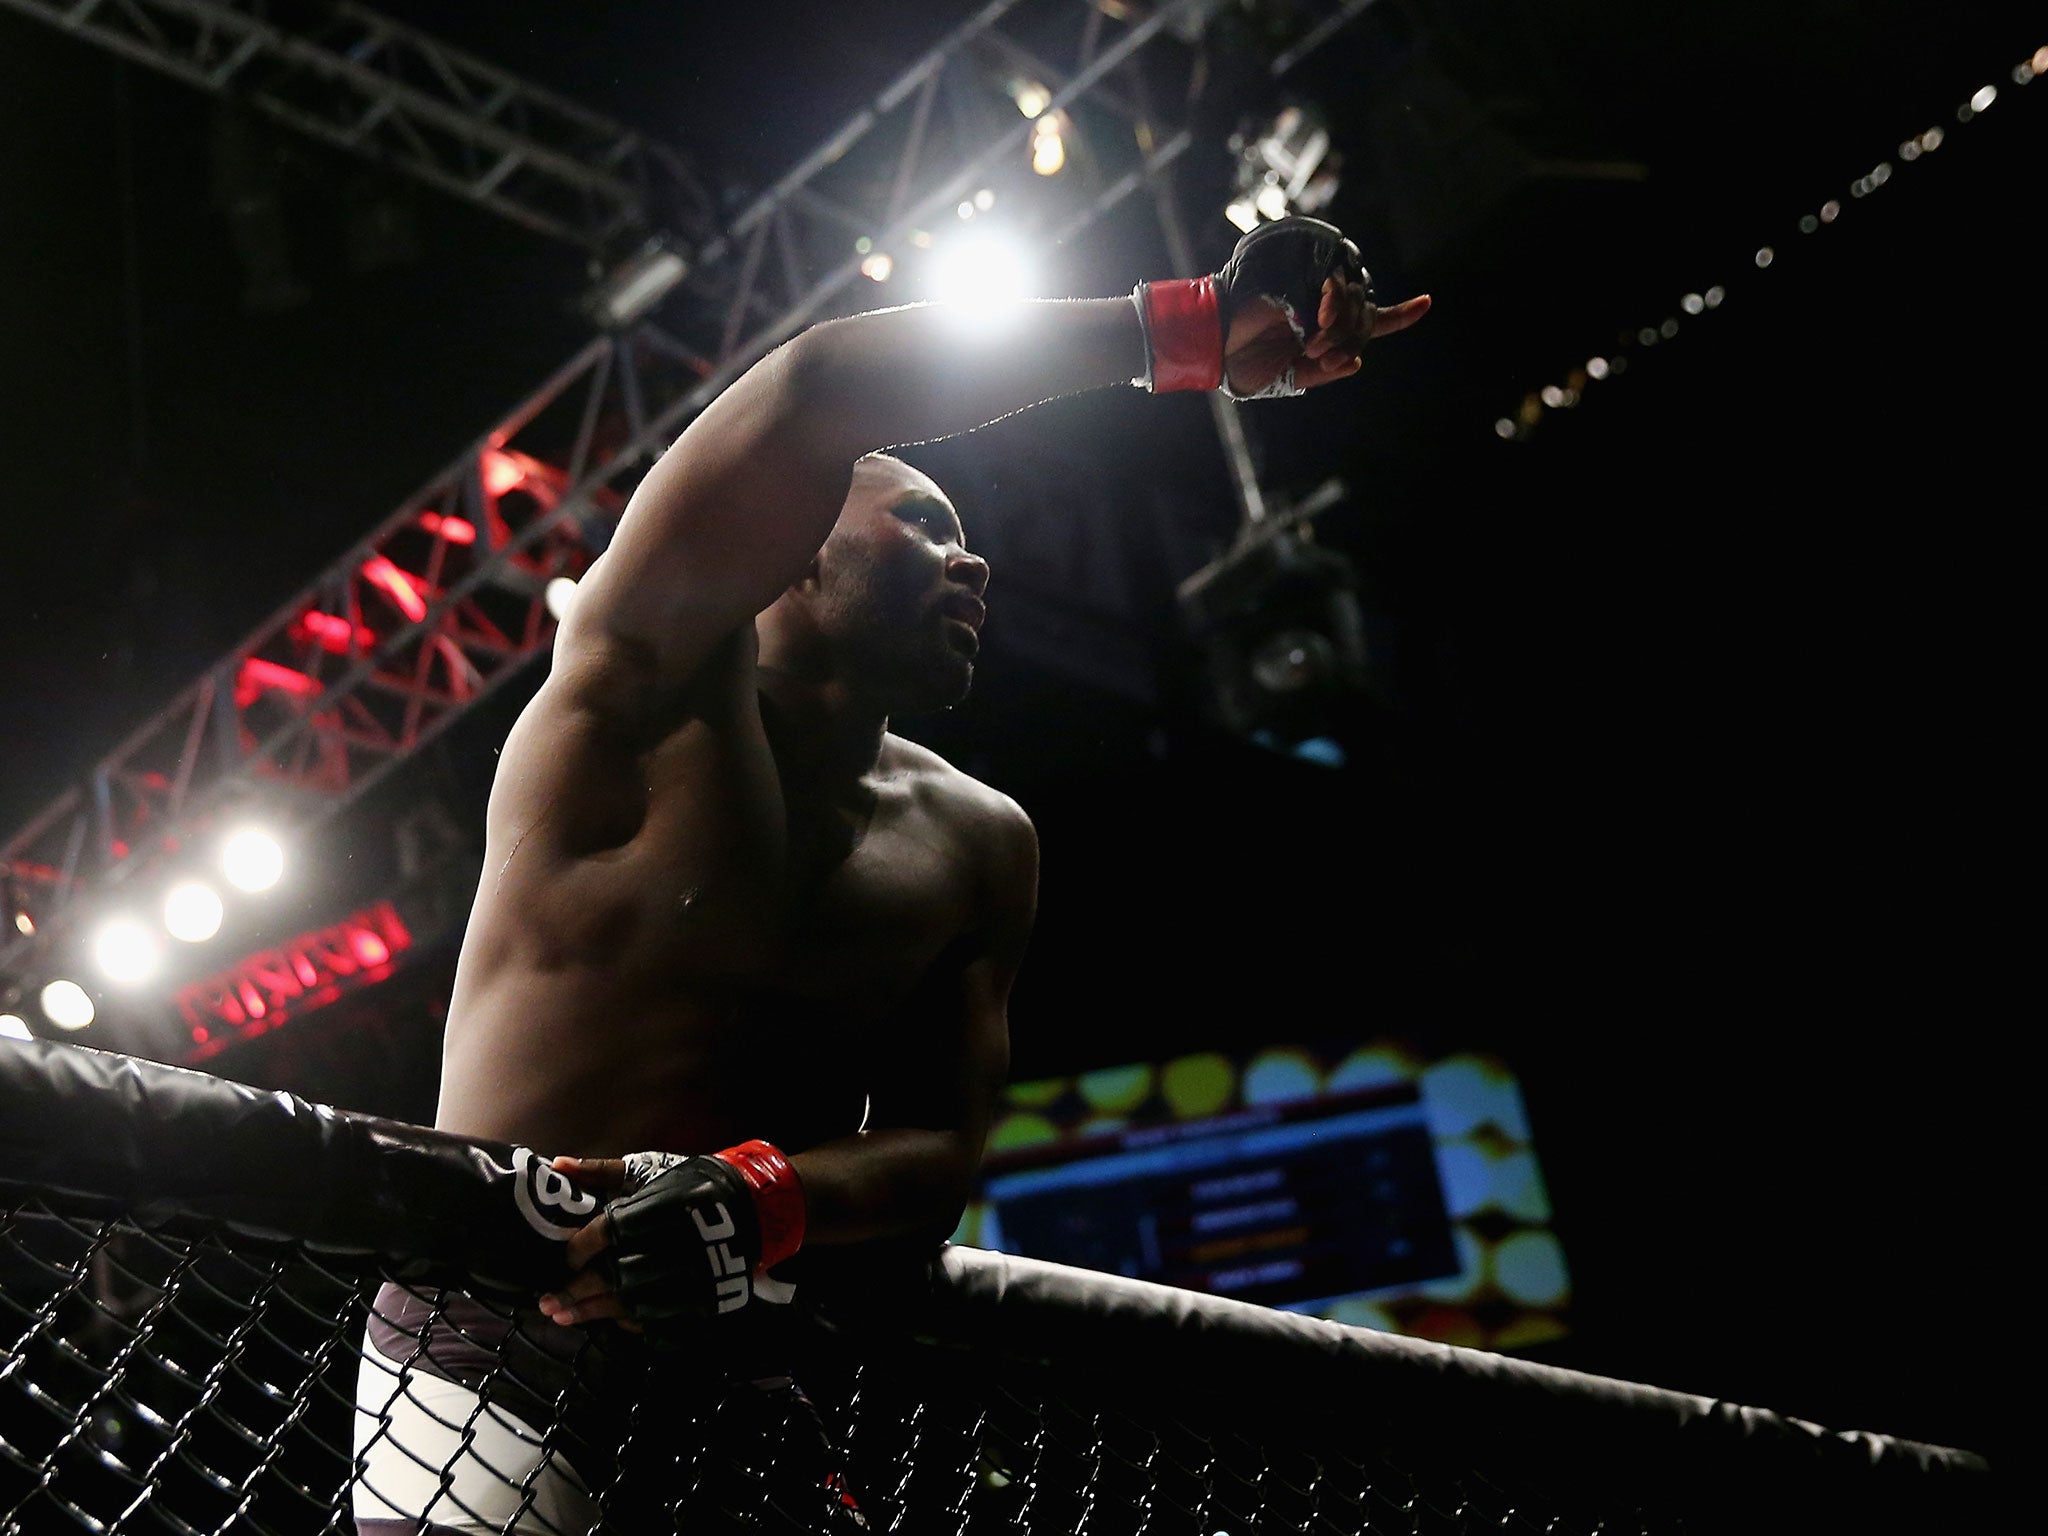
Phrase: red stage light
[
  {"left": 418, "top": 512, "right": 478, "bottom": 545},
  {"left": 295, "top": 610, "right": 377, "bottom": 654},
  {"left": 235, "top": 657, "right": 321, "bottom": 708},
  {"left": 360, "top": 556, "right": 429, "bottom": 621},
  {"left": 481, "top": 448, "right": 528, "bottom": 497}
]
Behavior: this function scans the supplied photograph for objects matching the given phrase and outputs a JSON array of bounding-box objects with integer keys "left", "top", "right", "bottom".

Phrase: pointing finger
[{"left": 1369, "top": 294, "right": 1432, "bottom": 338}]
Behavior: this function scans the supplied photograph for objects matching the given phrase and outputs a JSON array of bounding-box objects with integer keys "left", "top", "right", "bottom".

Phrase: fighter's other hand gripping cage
[{"left": 0, "top": 1040, "right": 1992, "bottom": 1535}]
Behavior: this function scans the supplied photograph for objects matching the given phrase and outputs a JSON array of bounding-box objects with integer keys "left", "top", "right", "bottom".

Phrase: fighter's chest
[{"left": 767, "top": 807, "right": 977, "bottom": 1005}]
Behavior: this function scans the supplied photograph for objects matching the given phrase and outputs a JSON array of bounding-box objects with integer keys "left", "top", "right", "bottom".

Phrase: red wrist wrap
[
  {"left": 715, "top": 1139, "right": 806, "bottom": 1269},
  {"left": 1141, "top": 275, "right": 1224, "bottom": 393}
]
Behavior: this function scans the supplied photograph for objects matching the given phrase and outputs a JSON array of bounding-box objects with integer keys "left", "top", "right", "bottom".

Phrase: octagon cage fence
[{"left": 0, "top": 1040, "right": 1991, "bottom": 1535}]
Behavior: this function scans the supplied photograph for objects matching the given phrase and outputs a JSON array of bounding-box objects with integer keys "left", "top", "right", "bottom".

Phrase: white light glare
[
  {"left": 1969, "top": 85, "right": 1998, "bottom": 113},
  {"left": 545, "top": 576, "right": 580, "bottom": 621},
  {"left": 164, "top": 881, "right": 224, "bottom": 943},
  {"left": 974, "top": 188, "right": 995, "bottom": 212},
  {"left": 95, "top": 920, "right": 161, "bottom": 984},
  {"left": 40, "top": 980, "right": 94, "bottom": 1030},
  {"left": 222, "top": 828, "right": 285, "bottom": 893},
  {"left": 1681, "top": 293, "right": 1704, "bottom": 315},
  {"left": 1014, "top": 82, "right": 1051, "bottom": 118},
  {"left": 0, "top": 1014, "right": 29, "bottom": 1041},
  {"left": 928, "top": 233, "right": 1037, "bottom": 310},
  {"left": 1224, "top": 199, "right": 1259, "bottom": 234},
  {"left": 1032, "top": 128, "right": 1066, "bottom": 176},
  {"left": 860, "top": 251, "right": 894, "bottom": 282},
  {"left": 1586, "top": 357, "right": 1610, "bottom": 379},
  {"left": 1253, "top": 183, "right": 1289, "bottom": 221}
]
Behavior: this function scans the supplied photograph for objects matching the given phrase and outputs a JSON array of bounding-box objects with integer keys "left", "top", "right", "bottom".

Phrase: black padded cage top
[{"left": 0, "top": 1039, "right": 1993, "bottom": 1535}]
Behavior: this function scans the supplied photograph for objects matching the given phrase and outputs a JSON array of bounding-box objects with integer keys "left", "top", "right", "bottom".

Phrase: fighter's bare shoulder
[{"left": 881, "top": 733, "right": 1038, "bottom": 897}]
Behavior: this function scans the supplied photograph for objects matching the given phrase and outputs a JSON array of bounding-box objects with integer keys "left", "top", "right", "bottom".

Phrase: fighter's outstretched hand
[
  {"left": 1137, "top": 214, "right": 1428, "bottom": 400},
  {"left": 1226, "top": 276, "right": 1431, "bottom": 394}
]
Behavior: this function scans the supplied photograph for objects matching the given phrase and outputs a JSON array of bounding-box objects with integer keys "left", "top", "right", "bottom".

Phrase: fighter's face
[{"left": 812, "top": 457, "right": 990, "bottom": 712}]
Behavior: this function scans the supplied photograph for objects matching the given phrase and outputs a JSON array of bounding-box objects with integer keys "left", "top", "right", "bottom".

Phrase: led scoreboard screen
[{"left": 954, "top": 1041, "right": 1570, "bottom": 1350}]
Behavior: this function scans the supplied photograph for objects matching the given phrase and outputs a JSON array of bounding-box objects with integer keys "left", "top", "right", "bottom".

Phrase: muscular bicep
[{"left": 558, "top": 336, "right": 860, "bottom": 697}]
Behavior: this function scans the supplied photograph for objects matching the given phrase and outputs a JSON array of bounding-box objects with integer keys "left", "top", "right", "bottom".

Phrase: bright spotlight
[
  {"left": 544, "top": 576, "right": 580, "bottom": 622},
  {"left": 1224, "top": 198, "right": 1259, "bottom": 233},
  {"left": 1013, "top": 81, "right": 1051, "bottom": 118},
  {"left": 164, "top": 881, "right": 225, "bottom": 943},
  {"left": 0, "top": 1013, "right": 29, "bottom": 1041},
  {"left": 40, "top": 979, "right": 95, "bottom": 1029},
  {"left": 222, "top": 828, "right": 285, "bottom": 892},
  {"left": 928, "top": 233, "right": 1037, "bottom": 310},
  {"left": 859, "top": 251, "right": 894, "bottom": 282},
  {"left": 1254, "top": 182, "right": 1289, "bottom": 221},
  {"left": 95, "top": 919, "right": 161, "bottom": 984},
  {"left": 1032, "top": 129, "right": 1066, "bottom": 176}
]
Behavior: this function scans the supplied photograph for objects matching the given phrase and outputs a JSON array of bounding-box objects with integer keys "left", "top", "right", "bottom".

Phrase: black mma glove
[
  {"left": 1132, "top": 214, "right": 1371, "bottom": 399},
  {"left": 595, "top": 1139, "right": 806, "bottom": 1334}
]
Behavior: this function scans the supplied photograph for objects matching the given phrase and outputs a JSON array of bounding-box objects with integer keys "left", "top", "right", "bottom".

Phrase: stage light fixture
[
  {"left": 40, "top": 979, "right": 95, "bottom": 1029},
  {"left": 1178, "top": 486, "right": 1373, "bottom": 748},
  {"left": 544, "top": 576, "right": 580, "bottom": 622},
  {"left": 0, "top": 1014, "right": 28, "bottom": 1040},
  {"left": 164, "top": 881, "right": 224, "bottom": 943},
  {"left": 1225, "top": 102, "right": 1340, "bottom": 229},
  {"left": 95, "top": 919, "right": 161, "bottom": 984},
  {"left": 582, "top": 235, "right": 690, "bottom": 329},
  {"left": 221, "top": 828, "right": 285, "bottom": 893},
  {"left": 1032, "top": 127, "right": 1067, "bottom": 176},
  {"left": 2, "top": 873, "right": 31, "bottom": 935}
]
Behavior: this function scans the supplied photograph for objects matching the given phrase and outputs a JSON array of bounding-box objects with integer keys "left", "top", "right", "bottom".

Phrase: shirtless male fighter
[{"left": 351, "top": 217, "right": 1427, "bottom": 1535}]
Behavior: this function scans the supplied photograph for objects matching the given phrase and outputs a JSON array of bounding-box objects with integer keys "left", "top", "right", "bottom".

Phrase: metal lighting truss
[
  {"left": 0, "top": 0, "right": 719, "bottom": 252},
  {"left": 0, "top": 0, "right": 1376, "bottom": 1008}
]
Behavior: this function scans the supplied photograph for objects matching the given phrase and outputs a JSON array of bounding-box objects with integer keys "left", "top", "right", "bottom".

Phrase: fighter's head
[{"left": 760, "top": 454, "right": 990, "bottom": 714}]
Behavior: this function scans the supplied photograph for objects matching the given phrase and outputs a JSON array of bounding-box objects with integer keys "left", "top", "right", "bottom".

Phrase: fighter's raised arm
[
  {"left": 559, "top": 216, "right": 1428, "bottom": 702},
  {"left": 373, "top": 215, "right": 1428, "bottom": 1533}
]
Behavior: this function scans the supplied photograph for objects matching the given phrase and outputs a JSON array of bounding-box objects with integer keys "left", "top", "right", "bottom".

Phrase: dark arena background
[{"left": 0, "top": 2, "right": 2028, "bottom": 1530}]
